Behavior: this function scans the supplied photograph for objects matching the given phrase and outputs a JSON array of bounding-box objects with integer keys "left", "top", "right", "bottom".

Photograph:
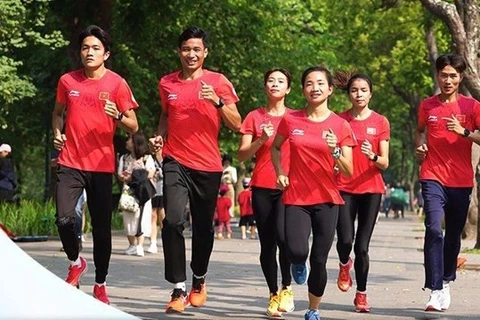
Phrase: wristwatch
[
  {"left": 117, "top": 112, "right": 124, "bottom": 121},
  {"left": 331, "top": 147, "right": 342, "bottom": 160},
  {"left": 215, "top": 98, "right": 225, "bottom": 109},
  {"left": 371, "top": 154, "right": 379, "bottom": 162},
  {"left": 463, "top": 128, "right": 471, "bottom": 137}
]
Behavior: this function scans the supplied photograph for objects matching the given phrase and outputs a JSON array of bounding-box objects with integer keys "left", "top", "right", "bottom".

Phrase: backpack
[{"left": 391, "top": 188, "right": 407, "bottom": 205}]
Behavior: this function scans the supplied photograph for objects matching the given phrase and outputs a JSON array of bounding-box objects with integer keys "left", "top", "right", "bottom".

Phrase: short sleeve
[
  {"left": 145, "top": 155, "right": 156, "bottom": 171},
  {"left": 379, "top": 116, "right": 390, "bottom": 141},
  {"left": 117, "top": 155, "right": 125, "bottom": 175},
  {"left": 339, "top": 121, "right": 357, "bottom": 147},
  {"left": 56, "top": 77, "right": 67, "bottom": 105},
  {"left": 240, "top": 112, "right": 256, "bottom": 135},
  {"left": 473, "top": 100, "right": 480, "bottom": 129},
  {"left": 116, "top": 79, "right": 139, "bottom": 113},
  {"left": 216, "top": 74, "right": 239, "bottom": 105}
]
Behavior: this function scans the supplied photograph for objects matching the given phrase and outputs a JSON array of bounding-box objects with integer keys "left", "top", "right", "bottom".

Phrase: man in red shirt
[
  {"left": 52, "top": 25, "right": 139, "bottom": 304},
  {"left": 152, "top": 26, "right": 241, "bottom": 314},
  {"left": 416, "top": 53, "right": 480, "bottom": 312}
]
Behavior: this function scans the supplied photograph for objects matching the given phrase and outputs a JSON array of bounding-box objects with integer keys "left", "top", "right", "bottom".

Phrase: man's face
[
  {"left": 0, "top": 151, "right": 9, "bottom": 158},
  {"left": 80, "top": 36, "right": 110, "bottom": 70},
  {"left": 177, "top": 38, "right": 208, "bottom": 72},
  {"left": 437, "top": 65, "right": 462, "bottom": 96}
]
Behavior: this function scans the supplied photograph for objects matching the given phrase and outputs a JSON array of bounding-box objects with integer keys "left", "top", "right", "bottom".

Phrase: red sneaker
[
  {"left": 166, "top": 289, "right": 189, "bottom": 313},
  {"left": 337, "top": 257, "right": 353, "bottom": 292},
  {"left": 354, "top": 292, "right": 371, "bottom": 313},
  {"left": 93, "top": 284, "right": 110, "bottom": 305},
  {"left": 189, "top": 279, "right": 207, "bottom": 307},
  {"left": 65, "top": 257, "right": 87, "bottom": 287}
]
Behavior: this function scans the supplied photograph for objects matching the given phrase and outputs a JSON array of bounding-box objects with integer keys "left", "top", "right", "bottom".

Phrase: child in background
[
  {"left": 238, "top": 177, "right": 256, "bottom": 239},
  {"left": 216, "top": 184, "right": 232, "bottom": 239}
]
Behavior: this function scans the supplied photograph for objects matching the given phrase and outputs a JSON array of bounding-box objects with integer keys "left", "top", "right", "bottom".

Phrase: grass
[{"left": 462, "top": 248, "right": 480, "bottom": 254}]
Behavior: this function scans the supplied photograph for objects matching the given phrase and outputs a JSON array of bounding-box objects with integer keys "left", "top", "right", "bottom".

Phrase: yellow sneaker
[
  {"left": 278, "top": 287, "right": 295, "bottom": 312},
  {"left": 266, "top": 294, "right": 283, "bottom": 317}
]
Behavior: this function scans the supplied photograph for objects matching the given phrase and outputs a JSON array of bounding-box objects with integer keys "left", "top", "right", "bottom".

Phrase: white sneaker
[
  {"left": 441, "top": 283, "right": 451, "bottom": 310},
  {"left": 124, "top": 245, "right": 136, "bottom": 255},
  {"left": 146, "top": 244, "right": 158, "bottom": 253},
  {"left": 425, "top": 290, "right": 442, "bottom": 311},
  {"left": 136, "top": 245, "right": 144, "bottom": 257}
]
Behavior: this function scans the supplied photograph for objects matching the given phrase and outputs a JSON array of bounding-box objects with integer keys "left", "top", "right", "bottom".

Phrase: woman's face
[
  {"left": 265, "top": 71, "right": 291, "bottom": 101},
  {"left": 303, "top": 71, "right": 332, "bottom": 104},
  {"left": 126, "top": 136, "right": 133, "bottom": 152},
  {"left": 348, "top": 79, "right": 372, "bottom": 109}
]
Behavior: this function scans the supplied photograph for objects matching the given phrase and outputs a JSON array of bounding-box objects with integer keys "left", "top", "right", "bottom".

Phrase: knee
[
  {"left": 353, "top": 244, "right": 368, "bottom": 258},
  {"left": 287, "top": 246, "right": 309, "bottom": 264},
  {"left": 56, "top": 216, "right": 76, "bottom": 229}
]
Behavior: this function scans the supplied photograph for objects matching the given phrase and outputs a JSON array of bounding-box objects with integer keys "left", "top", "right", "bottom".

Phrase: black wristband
[
  {"left": 371, "top": 154, "right": 378, "bottom": 162},
  {"left": 215, "top": 98, "right": 225, "bottom": 109},
  {"left": 117, "top": 112, "right": 124, "bottom": 121},
  {"left": 464, "top": 128, "right": 471, "bottom": 137}
]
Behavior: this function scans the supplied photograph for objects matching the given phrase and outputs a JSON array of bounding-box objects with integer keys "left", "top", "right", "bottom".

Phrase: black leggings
[
  {"left": 285, "top": 203, "right": 338, "bottom": 297},
  {"left": 55, "top": 165, "right": 113, "bottom": 284},
  {"left": 252, "top": 187, "right": 291, "bottom": 294},
  {"left": 336, "top": 192, "right": 381, "bottom": 292}
]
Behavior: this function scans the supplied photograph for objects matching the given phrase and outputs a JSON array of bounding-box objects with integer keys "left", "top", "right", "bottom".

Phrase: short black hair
[
  {"left": 178, "top": 26, "right": 209, "bottom": 49},
  {"left": 131, "top": 131, "right": 150, "bottom": 159},
  {"left": 301, "top": 65, "right": 333, "bottom": 88},
  {"left": 264, "top": 68, "right": 292, "bottom": 88},
  {"left": 436, "top": 54, "right": 466, "bottom": 74},
  {"left": 78, "top": 25, "right": 112, "bottom": 52}
]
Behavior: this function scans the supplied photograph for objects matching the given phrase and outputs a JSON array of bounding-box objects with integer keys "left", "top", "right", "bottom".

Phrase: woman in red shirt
[
  {"left": 238, "top": 68, "right": 294, "bottom": 317},
  {"left": 334, "top": 72, "right": 390, "bottom": 313},
  {"left": 272, "top": 65, "right": 355, "bottom": 320}
]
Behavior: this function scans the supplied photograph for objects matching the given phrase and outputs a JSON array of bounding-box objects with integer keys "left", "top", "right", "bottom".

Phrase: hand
[
  {"left": 416, "top": 143, "right": 428, "bottom": 161},
  {"left": 53, "top": 134, "right": 67, "bottom": 150},
  {"left": 260, "top": 121, "right": 274, "bottom": 142},
  {"left": 325, "top": 128, "right": 338, "bottom": 152},
  {"left": 442, "top": 115, "right": 464, "bottom": 135},
  {"left": 200, "top": 81, "right": 220, "bottom": 105},
  {"left": 104, "top": 99, "right": 121, "bottom": 119},
  {"left": 122, "top": 170, "right": 132, "bottom": 182},
  {"left": 361, "top": 139, "right": 374, "bottom": 159},
  {"left": 149, "top": 135, "right": 164, "bottom": 153},
  {"left": 276, "top": 174, "right": 289, "bottom": 190}
]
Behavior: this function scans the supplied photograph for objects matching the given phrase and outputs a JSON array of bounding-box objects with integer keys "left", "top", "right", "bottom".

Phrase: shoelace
[
  {"left": 339, "top": 265, "right": 350, "bottom": 281},
  {"left": 356, "top": 294, "right": 367, "bottom": 306}
]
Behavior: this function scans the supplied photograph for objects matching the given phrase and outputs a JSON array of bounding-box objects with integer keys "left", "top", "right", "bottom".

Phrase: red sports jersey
[
  {"left": 277, "top": 110, "right": 356, "bottom": 205},
  {"left": 56, "top": 69, "right": 138, "bottom": 173},
  {"left": 418, "top": 94, "right": 480, "bottom": 187},
  {"left": 240, "top": 108, "right": 291, "bottom": 189},
  {"left": 159, "top": 70, "right": 239, "bottom": 172},
  {"left": 237, "top": 189, "right": 253, "bottom": 217},
  {"left": 336, "top": 110, "right": 390, "bottom": 193},
  {"left": 216, "top": 196, "right": 232, "bottom": 222}
]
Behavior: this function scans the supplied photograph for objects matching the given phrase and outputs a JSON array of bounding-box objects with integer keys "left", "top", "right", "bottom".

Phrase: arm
[
  {"left": 415, "top": 122, "right": 428, "bottom": 161},
  {"left": 362, "top": 139, "right": 389, "bottom": 170},
  {"left": 271, "top": 133, "right": 289, "bottom": 189},
  {"left": 335, "top": 145, "right": 354, "bottom": 177},
  {"left": 157, "top": 111, "right": 168, "bottom": 139},
  {"left": 237, "top": 122, "right": 274, "bottom": 162},
  {"left": 117, "top": 108, "right": 138, "bottom": 134},
  {"left": 219, "top": 103, "right": 242, "bottom": 132},
  {"left": 52, "top": 102, "right": 66, "bottom": 150}
]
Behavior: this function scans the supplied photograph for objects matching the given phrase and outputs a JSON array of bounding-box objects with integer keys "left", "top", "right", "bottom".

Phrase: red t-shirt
[
  {"left": 159, "top": 69, "right": 239, "bottom": 172},
  {"left": 237, "top": 189, "right": 253, "bottom": 217},
  {"left": 418, "top": 94, "right": 480, "bottom": 187},
  {"left": 336, "top": 110, "right": 390, "bottom": 193},
  {"left": 277, "top": 110, "right": 356, "bottom": 205},
  {"left": 56, "top": 69, "right": 138, "bottom": 173},
  {"left": 216, "top": 196, "right": 232, "bottom": 222},
  {"left": 240, "top": 108, "right": 291, "bottom": 189}
]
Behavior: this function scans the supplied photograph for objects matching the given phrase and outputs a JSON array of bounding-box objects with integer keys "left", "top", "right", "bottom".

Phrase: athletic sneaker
[
  {"left": 441, "top": 283, "right": 451, "bottom": 310},
  {"left": 124, "top": 245, "right": 136, "bottom": 255},
  {"left": 291, "top": 263, "right": 309, "bottom": 285},
  {"left": 337, "top": 257, "right": 353, "bottom": 292},
  {"left": 425, "top": 290, "right": 442, "bottom": 311},
  {"left": 65, "top": 257, "right": 87, "bottom": 287},
  {"left": 146, "top": 244, "right": 158, "bottom": 253},
  {"left": 136, "top": 245, "right": 145, "bottom": 257},
  {"left": 266, "top": 294, "right": 282, "bottom": 317},
  {"left": 166, "top": 288, "right": 189, "bottom": 313},
  {"left": 278, "top": 287, "right": 295, "bottom": 312},
  {"left": 354, "top": 292, "right": 371, "bottom": 312},
  {"left": 189, "top": 277, "right": 207, "bottom": 307},
  {"left": 93, "top": 284, "right": 110, "bottom": 304},
  {"left": 304, "top": 309, "right": 321, "bottom": 320}
]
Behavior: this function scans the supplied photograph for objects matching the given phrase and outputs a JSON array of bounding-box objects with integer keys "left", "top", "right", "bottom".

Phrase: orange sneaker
[
  {"left": 337, "top": 257, "right": 353, "bottom": 292},
  {"left": 166, "top": 289, "right": 189, "bottom": 313},
  {"left": 354, "top": 292, "right": 371, "bottom": 313},
  {"left": 93, "top": 284, "right": 110, "bottom": 304},
  {"left": 189, "top": 278, "right": 207, "bottom": 307},
  {"left": 65, "top": 257, "right": 87, "bottom": 288}
]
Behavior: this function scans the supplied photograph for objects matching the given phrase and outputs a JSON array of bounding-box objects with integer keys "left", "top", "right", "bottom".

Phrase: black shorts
[
  {"left": 152, "top": 195, "right": 164, "bottom": 209},
  {"left": 239, "top": 215, "right": 256, "bottom": 227}
]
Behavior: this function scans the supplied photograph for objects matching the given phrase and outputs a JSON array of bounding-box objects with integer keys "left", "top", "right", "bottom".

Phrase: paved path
[{"left": 18, "top": 213, "right": 480, "bottom": 320}]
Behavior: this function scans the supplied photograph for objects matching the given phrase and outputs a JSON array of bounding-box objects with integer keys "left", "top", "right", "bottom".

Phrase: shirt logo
[
  {"left": 98, "top": 92, "right": 110, "bottom": 101},
  {"left": 167, "top": 93, "right": 178, "bottom": 100},
  {"left": 322, "top": 130, "right": 329, "bottom": 139},
  {"left": 292, "top": 129, "right": 305, "bottom": 136},
  {"left": 366, "top": 127, "right": 377, "bottom": 135},
  {"left": 69, "top": 90, "right": 80, "bottom": 97},
  {"left": 427, "top": 115, "right": 438, "bottom": 122}
]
